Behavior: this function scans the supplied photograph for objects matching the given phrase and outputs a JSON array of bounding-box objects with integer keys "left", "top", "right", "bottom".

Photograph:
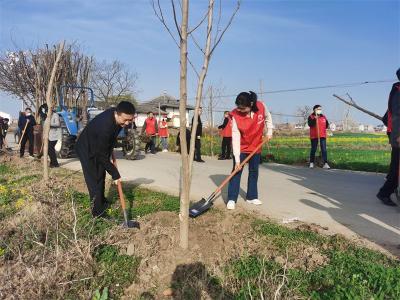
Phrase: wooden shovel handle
[
  {"left": 214, "top": 137, "right": 269, "bottom": 194},
  {"left": 111, "top": 153, "right": 126, "bottom": 211},
  {"left": 18, "top": 119, "right": 30, "bottom": 146}
]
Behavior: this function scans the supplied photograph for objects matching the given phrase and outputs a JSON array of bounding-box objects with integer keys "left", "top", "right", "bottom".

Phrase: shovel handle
[
  {"left": 111, "top": 153, "right": 127, "bottom": 211},
  {"left": 213, "top": 137, "right": 270, "bottom": 196},
  {"left": 18, "top": 119, "right": 30, "bottom": 146}
]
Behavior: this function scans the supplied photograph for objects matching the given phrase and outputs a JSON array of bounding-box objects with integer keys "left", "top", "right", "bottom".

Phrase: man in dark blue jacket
[
  {"left": 377, "top": 69, "right": 400, "bottom": 206},
  {"left": 18, "top": 108, "right": 36, "bottom": 158},
  {"left": 75, "top": 101, "right": 135, "bottom": 217}
]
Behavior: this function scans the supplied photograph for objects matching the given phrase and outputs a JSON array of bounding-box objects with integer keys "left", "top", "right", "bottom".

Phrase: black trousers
[
  {"left": 310, "top": 138, "right": 328, "bottom": 163},
  {"left": 145, "top": 136, "right": 156, "bottom": 153},
  {"left": 379, "top": 147, "right": 399, "bottom": 197},
  {"left": 48, "top": 140, "right": 59, "bottom": 166},
  {"left": 20, "top": 130, "right": 34, "bottom": 157},
  {"left": 77, "top": 151, "right": 107, "bottom": 217},
  {"left": 0, "top": 134, "right": 4, "bottom": 149},
  {"left": 221, "top": 137, "right": 232, "bottom": 158},
  {"left": 195, "top": 138, "right": 202, "bottom": 161}
]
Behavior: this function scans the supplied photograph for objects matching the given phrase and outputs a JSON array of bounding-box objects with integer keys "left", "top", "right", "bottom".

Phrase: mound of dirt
[{"left": 104, "top": 209, "right": 328, "bottom": 299}]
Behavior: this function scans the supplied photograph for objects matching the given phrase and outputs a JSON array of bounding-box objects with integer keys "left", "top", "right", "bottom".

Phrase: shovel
[
  {"left": 18, "top": 119, "right": 30, "bottom": 146},
  {"left": 189, "top": 138, "right": 270, "bottom": 218},
  {"left": 265, "top": 141, "right": 275, "bottom": 161},
  {"left": 112, "top": 153, "right": 140, "bottom": 229}
]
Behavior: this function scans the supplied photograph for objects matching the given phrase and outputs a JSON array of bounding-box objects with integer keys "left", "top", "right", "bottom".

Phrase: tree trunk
[
  {"left": 188, "top": 0, "right": 215, "bottom": 174},
  {"left": 43, "top": 41, "right": 65, "bottom": 182},
  {"left": 179, "top": 0, "right": 190, "bottom": 249}
]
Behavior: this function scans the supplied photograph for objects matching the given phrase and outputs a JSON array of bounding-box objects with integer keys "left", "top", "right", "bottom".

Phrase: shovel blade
[
  {"left": 123, "top": 219, "right": 140, "bottom": 229},
  {"left": 189, "top": 198, "right": 213, "bottom": 218}
]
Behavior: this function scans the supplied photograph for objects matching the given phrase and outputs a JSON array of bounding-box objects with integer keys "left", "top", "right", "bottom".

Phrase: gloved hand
[{"left": 197, "top": 136, "right": 201, "bottom": 140}]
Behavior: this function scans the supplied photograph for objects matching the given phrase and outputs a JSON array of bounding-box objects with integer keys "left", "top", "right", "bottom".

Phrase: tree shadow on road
[{"left": 262, "top": 163, "right": 400, "bottom": 256}]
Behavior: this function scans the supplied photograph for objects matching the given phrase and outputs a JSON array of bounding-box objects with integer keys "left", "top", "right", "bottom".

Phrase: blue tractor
[{"left": 56, "top": 85, "right": 139, "bottom": 159}]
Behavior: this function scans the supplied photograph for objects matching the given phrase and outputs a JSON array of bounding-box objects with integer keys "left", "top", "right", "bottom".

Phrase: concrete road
[{"left": 58, "top": 150, "right": 400, "bottom": 256}]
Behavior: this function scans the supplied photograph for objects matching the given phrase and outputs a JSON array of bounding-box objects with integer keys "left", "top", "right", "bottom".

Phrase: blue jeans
[
  {"left": 161, "top": 137, "right": 168, "bottom": 150},
  {"left": 227, "top": 153, "right": 261, "bottom": 202},
  {"left": 310, "top": 138, "right": 327, "bottom": 163}
]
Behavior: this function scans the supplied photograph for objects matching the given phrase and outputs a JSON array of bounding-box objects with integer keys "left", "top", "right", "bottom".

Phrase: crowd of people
[{"left": 2, "top": 69, "right": 399, "bottom": 217}]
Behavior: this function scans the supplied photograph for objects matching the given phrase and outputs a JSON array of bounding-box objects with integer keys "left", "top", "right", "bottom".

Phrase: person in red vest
[
  {"left": 227, "top": 91, "right": 273, "bottom": 210},
  {"left": 308, "top": 105, "right": 330, "bottom": 169},
  {"left": 159, "top": 114, "right": 169, "bottom": 152},
  {"left": 142, "top": 112, "right": 158, "bottom": 154},
  {"left": 377, "top": 68, "right": 400, "bottom": 207},
  {"left": 218, "top": 111, "right": 232, "bottom": 160}
]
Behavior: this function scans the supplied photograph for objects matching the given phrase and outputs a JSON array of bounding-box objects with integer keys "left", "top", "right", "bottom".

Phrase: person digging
[
  {"left": 308, "top": 105, "right": 330, "bottom": 169},
  {"left": 75, "top": 101, "right": 136, "bottom": 218},
  {"left": 226, "top": 91, "right": 273, "bottom": 210}
]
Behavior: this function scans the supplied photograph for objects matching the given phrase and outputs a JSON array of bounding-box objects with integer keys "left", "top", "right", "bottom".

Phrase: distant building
[{"left": 135, "top": 94, "right": 194, "bottom": 128}]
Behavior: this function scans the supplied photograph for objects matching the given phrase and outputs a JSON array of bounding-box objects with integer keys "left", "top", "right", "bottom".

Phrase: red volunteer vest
[
  {"left": 221, "top": 117, "right": 232, "bottom": 138},
  {"left": 309, "top": 114, "right": 327, "bottom": 139},
  {"left": 231, "top": 101, "right": 265, "bottom": 154},
  {"left": 145, "top": 118, "right": 157, "bottom": 135},
  {"left": 158, "top": 121, "right": 168, "bottom": 137}
]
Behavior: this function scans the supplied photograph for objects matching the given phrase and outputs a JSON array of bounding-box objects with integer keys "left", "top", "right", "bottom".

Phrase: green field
[{"left": 199, "top": 132, "right": 391, "bottom": 173}]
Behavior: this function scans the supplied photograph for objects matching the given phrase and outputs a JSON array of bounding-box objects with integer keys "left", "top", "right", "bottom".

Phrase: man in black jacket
[
  {"left": 377, "top": 68, "right": 400, "bottom": 207},
  {"left": 75, "top": 101, "right": 135, "bottom": 217},
  {"left": 18, "top": 108, "right": 36, "bottom": 158},
  {"left": 191, "top": 107, "right": 204, "bottom": 162}
]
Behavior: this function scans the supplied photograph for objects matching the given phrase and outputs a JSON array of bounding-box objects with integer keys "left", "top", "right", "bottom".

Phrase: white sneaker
[
  {"left": 309, "top": 162, "right": 314, "bottom": 169},
  {"left": 162, "top": 149, "right": 168, "bottom": 152},
  {"left": 323, "top": 163, "right": 331, "bottom": 169},
  {"left": 246, "top": 199, "right": 262, "bottom": 205},
  {"left": 227, "top": 200, "right": 236, "bottom": 210}
]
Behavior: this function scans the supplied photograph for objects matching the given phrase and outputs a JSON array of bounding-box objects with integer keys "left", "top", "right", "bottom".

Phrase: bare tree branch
[
  {"left": 171, "top": 0, "right": 182, "bottom": 40},
  {"left": 333, "top": 94, "right": 383, "bottom": 121},
  {"left": 187, "top": 6, "right": 211, "bottom": 34},
  {"left": 91, "top": 59, "right": 138, "bottom": 104},
  {"left": 210, "top": 0, "right": 240, "bottom": 56}
]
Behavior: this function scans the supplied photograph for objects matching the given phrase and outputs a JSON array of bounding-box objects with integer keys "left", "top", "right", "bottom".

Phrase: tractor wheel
[
  {"left": 57, "top": 118, "right": 76, "bottom": 158},
  {"left": 122, "top": 129, "right": 139, "bottom": 160}
]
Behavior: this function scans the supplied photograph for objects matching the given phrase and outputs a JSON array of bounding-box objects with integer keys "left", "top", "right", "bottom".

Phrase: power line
[{"left": 189, "top": 79, "right": 394, "bottom": 101}]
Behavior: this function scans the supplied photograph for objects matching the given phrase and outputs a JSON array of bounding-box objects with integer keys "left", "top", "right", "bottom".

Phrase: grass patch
[
  {"left": 107, "top": 186, "right": 180, "bottom": 219},
  {"left": 93, "top": 244, "right": 140, "bottom": 297},
  {"left": 253, "top": 219, "right": 326, "bottom": 250},
  {"left": 226, "top": 220, "right": 400, "bottom": 299}
]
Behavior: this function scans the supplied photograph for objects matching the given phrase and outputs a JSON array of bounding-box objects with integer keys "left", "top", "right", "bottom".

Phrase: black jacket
[
  {"left": 18, "top": 115, "right": 36, "bottom": 133},
  {"left": 307, "top": 113, "right": 329, "bottom": 128},
  {"left": 75, "top": 108, "right": 121, "bottom": 180},
  {"left": 191, "top": 115, "right": 202, "bottom": 137},
  {"left": 218, "top": 117, "right": 229, "bottom": 129},
  {"left": 388, "top": 82, "right": 400, "bottom": 148}
]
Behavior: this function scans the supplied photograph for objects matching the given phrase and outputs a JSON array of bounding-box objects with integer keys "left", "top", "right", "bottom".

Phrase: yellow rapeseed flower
[
  {"left": 0, "top": 185, "right": 7, "bottom": 194},
  {"left": 15, "top": 198, "right": 25, "bottom": 209}
]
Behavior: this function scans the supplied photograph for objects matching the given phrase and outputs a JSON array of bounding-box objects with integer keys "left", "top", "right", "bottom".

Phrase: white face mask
[{"left": 26, "top": 112, "right": 31, "bottom": 116}]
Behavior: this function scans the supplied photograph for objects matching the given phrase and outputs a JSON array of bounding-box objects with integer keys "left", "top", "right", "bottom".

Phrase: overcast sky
[{"left": 1, "top": 0, "right": 399, "bottom": 124}]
